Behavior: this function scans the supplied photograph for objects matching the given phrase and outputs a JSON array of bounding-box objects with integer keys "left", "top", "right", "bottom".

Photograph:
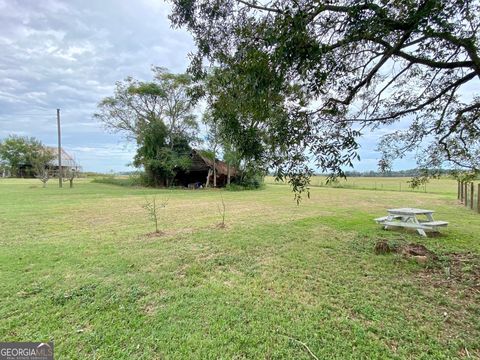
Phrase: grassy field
[
  {"left": 265, "top": 176, "right": 467, "bottom": 195},
  {"left": 0, "top": 178, "right": 479, "bottom": 359}
]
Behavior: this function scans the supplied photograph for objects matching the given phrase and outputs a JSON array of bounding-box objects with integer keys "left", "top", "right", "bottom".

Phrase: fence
[
  {"left": 264, "top": 176, "right": 458, "bottom": 195},
  {"left": 458, "top": 181, "right": 480, "bottom": 213}
]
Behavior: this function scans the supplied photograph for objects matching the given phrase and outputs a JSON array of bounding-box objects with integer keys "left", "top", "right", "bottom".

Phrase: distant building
[
  {"left": 45, "top": 147, "right": 82, "bottom": 176},
  {"left": 17, "top": 147, "right": 81, "bottom": 178}
]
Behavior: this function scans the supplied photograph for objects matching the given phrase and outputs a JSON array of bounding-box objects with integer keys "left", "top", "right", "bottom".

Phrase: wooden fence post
[
  {"left": 461, "top": 181, "right": 464, "bottom": 203},
  {"left": 457, "top": 181, "right": 460, "bottom": 199},
  {"left": 471, "top": 182, "right": 475, "bottom": 210},
  {"left": 477, "top": 184, "right": 480, "bottom": 214},
  {"left": 465, "top": 182, "right": 468, "bottom": 206}
]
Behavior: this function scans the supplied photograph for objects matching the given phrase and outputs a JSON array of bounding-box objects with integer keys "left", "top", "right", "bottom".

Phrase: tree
[
  {"left": 0, "top": 135, "right": 53, "bottom": 177},
  {"left": 143, "top": 196, "right": 168, "bottom": 234},
  {"left": 64, "top": 167, "right": 78, "bottom": 188},
  {"left": 35, "top": 167, "right": 50, "bottom": 188},
  {"left": 202, "top": 110, "right": 220, "bottom": 187},
  {"left": 223, "top": 144, "right": 241, "bottom": 186},
  {"left": 133, "top": 120, "right": 192, "bottom": 186},
  {"left": 95, "top": 67, "right": 199, "bottom": 186},
  {"left": 32, "top": 147, "right": 55, "bottom": 187},
  {"left": 0, "top": 159, "right": 8, "bottom": 177},
  {"left": 170, "top": 0, "right": 480, "bottom": 196},
  {"left": 95, "top": 67, "right": 199, "bottom": 146}
]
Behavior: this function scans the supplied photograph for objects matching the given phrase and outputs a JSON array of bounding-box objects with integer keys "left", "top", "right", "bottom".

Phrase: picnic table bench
[{"left": 375, "top": 208, "right": 448, "bottom": 237}]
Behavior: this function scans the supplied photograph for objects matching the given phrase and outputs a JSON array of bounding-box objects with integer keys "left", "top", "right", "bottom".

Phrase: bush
[{"left": 226, "top": 174, "right": 265, "bottom": 191}]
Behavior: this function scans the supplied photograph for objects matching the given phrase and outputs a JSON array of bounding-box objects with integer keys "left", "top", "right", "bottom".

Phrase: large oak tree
[
  {"left": 94, "top": 67, "right": 199, "bottom": 186},
  {"left": 170, "top": 0, "right": 480, "bottom": 195}
]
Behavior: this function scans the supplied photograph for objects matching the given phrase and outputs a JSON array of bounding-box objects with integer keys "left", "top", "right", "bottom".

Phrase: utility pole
[{"left": 57, "top": 108, "right": 62, "bottom": 188}]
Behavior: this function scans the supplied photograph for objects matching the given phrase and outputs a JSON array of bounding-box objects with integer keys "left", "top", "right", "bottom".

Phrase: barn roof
[
  {"left": 192, "top": 149, "right": 238, "bottom": 176},
  {"left": 46, "top": 147, "right": 78, "bottom": 167}
]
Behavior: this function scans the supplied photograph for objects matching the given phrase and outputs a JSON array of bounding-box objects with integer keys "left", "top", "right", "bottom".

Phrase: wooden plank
[
  {"left": 383, "top": 222, "right": 430, "bottom": 230},
  {"left": 387, "top": 208, "right": 434, "bottom": 215},
  {"left": 422, "top": 221, "right": 448, "bottom": 227},
  {"left": 375, "top": 215, "right": 403, "bottom": 223}
]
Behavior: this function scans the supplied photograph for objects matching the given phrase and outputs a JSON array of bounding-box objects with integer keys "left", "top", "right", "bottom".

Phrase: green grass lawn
[{"left": 0, "top": 178, "right": 479, "bottom": 359}]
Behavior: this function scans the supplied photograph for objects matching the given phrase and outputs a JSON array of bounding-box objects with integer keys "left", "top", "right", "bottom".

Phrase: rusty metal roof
[
  {"left": 45, "top": 147, "right": 78, "bottom": 167},
  {"left": 192, "top": 149, "right": 238, "bottom": 176}
]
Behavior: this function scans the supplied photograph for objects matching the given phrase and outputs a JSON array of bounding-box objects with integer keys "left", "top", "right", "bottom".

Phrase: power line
[{"left": 0, "top": 114, "right": 58, "bottom": 117}]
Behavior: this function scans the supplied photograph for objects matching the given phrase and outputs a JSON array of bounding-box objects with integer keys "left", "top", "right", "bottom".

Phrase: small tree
[
  {"left": 217, "top": 195, "right": 226, "bottom": 228},
  {"left": 35, "top": 168, "right": 50, "bottom": 188},
  {"left": 143, "top": 196, "right": 168, "bottom": 234},
  {"left": 64, "top": 168, "right": 77, "bottom": 188},
  {"left": 31, "top": 147, "right": 55, "bottom": 187}
]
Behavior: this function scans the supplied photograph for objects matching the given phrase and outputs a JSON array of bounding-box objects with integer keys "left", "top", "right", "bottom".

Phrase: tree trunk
[
  {"left": 213, "top": 160, "right": 217, "bottom": 188},
  {"left": 227, "top": 163, "right": 231, "bottom": 185},
  {"left": 206, "top": 168, "right": 212, "bottom": 188},
  {"left": 212, "top": 142, "right": 217, "bottom": 188}
]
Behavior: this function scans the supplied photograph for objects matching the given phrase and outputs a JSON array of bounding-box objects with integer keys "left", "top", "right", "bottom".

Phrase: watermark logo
[{"left": 0, "top": 342, "right": 53, "bottom": 360}]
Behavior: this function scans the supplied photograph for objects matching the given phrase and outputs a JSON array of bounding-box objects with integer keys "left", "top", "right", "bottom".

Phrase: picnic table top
[{"left": 387, "top": 208, "right": 435, "bottom": 215}]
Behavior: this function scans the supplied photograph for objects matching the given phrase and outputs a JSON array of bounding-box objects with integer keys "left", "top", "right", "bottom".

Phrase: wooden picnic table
[{"left": 375, "top": 208, "right": 448, "bottom": 237}]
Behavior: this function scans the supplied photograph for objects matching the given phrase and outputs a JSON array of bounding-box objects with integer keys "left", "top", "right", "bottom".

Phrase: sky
[{"left": 0, "top": 0, "right": 418, "bottom": 173}]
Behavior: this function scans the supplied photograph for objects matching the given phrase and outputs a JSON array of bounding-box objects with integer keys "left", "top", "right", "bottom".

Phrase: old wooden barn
[{"left": 174, "top": 149, "right": 238, "bottom": 188}]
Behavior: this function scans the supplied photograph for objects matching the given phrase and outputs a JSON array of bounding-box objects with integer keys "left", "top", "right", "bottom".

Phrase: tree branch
[
  {"left": 328, "top": 31, "right": 413, "bottom": 106},
  {"left": 369, "top": 37, "right": 475, "bottom": 69},
  {"left": 356, "top": 71, "right": 477, "bottom": 122},
  {"left": 235, "top": 0, "right": 282, "bottom": 13}
]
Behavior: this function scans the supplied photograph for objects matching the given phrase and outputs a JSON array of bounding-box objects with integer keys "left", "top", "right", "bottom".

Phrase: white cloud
[{"left": 0, "top": 0, "right": 194, "bottom": 172}]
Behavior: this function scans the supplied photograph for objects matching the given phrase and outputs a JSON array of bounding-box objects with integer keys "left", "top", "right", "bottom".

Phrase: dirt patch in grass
[
  {"left": 144, "top": 231, "right": 166, "bottom": 238},
  {"left": 142, "top": 302, "right": 158, "bottom": 316},
  {"left": 376, "top": 240, "right": 480, "bottom": 295},
  {"left": 374, "top": 240, "right": 437, "bottom": 260},
  {"left": 128, "top": 228, "right": 202, "bottom": 245},
  {"left": 420, "top": 252, "right": 480, "bottom": 296},
  {"left": 416, "top": 251, "right": 480, "bottom": 355}
]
